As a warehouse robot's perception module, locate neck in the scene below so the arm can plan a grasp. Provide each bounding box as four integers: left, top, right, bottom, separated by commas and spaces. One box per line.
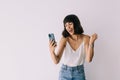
70, 34, 79, 41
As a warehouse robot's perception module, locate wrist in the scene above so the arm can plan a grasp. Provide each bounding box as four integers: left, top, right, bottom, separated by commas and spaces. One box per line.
89, 43, 94, 48
89, 40, 94, 44
50, 50, 54, 53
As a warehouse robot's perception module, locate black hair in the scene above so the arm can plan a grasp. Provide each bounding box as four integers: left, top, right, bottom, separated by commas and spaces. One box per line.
62, 14, 84, 38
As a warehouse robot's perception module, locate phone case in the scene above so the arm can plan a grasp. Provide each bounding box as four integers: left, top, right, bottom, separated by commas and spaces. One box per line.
48, 33, 55, 41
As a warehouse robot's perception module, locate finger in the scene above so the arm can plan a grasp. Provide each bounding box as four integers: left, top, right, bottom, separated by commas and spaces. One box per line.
50, 40, 55, 46
93, 33, 97, 37
49, 40, 54, 45
94, 33, 97, 36
49, 40, 52, 45
95, 34, 98, 38
53, 42, 57, 47
49, 40, 53, 47
49, 40, 53, 44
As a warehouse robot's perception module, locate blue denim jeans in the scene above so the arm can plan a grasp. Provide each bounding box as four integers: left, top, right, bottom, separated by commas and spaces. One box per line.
59, 64, 86, 80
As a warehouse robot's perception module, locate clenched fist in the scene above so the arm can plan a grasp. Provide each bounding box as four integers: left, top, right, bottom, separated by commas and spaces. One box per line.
90, 33, 98, 43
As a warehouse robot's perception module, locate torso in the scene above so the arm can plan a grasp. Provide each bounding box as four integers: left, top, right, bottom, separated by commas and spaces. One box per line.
63, 34, 86, 66
66, 34, 84, 52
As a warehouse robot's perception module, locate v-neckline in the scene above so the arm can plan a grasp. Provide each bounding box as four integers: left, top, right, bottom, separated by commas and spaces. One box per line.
67, 41, 83, 52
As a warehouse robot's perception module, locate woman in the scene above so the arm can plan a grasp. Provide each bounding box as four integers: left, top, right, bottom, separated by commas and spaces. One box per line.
49, 14, 98, 80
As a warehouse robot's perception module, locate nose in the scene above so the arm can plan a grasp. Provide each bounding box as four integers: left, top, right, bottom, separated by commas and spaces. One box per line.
67, 25, 71, 28
67, 25, 70, 28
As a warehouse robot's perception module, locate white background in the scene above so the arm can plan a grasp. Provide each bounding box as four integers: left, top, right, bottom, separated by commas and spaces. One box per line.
0, 0, 120, 80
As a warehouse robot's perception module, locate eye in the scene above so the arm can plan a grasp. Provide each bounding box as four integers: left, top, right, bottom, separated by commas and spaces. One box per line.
65, 24, 67, 27
69, 22, 73, 25
65, 23, 69, 27
65, 22, 73, 27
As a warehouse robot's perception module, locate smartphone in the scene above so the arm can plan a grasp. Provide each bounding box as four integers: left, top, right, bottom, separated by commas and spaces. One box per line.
48, 33, 56, 42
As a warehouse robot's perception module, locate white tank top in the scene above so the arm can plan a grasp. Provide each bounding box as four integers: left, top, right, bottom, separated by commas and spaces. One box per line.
63, 41, 85, 67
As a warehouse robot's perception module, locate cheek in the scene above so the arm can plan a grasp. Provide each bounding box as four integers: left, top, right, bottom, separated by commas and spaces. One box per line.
65, 27, 69, 31
71, 24, 74, 28
64, 28, 69, 33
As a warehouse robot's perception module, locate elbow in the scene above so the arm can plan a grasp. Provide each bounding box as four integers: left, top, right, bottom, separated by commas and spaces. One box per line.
86, 53, 94, 63
54, 61, 59, 64
53, 60, 59, 64
54, 56, 61, 64
86, 59, 92, 63
86, 58, 93, 63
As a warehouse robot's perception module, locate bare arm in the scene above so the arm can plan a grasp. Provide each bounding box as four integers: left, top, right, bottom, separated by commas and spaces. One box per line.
49, 37, 67, 64
84, 33, 98, 63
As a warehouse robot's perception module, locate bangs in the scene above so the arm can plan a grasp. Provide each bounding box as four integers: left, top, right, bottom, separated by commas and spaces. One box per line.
63, 15, 74, 25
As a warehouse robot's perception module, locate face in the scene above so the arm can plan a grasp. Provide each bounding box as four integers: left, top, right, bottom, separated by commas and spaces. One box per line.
65, 22, 74, 35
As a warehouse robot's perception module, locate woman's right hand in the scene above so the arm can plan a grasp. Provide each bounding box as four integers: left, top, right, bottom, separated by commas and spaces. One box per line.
49, 40, 57, 53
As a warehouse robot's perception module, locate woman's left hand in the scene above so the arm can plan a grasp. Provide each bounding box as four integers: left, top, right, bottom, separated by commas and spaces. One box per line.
90, 33, 98, 43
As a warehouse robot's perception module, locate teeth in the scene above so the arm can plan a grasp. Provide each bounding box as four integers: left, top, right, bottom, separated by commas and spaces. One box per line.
70, 30, 72, 32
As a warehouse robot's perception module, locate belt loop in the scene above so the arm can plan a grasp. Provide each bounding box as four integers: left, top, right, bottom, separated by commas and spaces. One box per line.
65, 65, 67, 70
63, 64, 67, 70
77, 65, 79, 70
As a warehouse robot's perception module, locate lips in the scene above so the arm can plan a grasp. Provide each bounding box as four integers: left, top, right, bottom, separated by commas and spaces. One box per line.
68, 29, 73, 33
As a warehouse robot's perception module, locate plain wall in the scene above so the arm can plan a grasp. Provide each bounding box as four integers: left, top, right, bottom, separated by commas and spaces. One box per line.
0, 0, 120, 80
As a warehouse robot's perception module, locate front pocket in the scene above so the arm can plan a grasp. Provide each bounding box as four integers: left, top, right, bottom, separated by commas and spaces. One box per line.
78, 68, 84, 74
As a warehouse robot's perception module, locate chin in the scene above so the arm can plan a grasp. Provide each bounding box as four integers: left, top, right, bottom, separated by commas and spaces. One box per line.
69, 32, 74, 35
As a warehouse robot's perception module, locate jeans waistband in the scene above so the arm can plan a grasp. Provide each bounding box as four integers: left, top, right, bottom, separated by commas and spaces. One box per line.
61, 64, 84, 70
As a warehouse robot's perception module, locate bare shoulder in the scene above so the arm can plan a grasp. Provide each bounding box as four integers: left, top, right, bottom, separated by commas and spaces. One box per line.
59, 36, 67, 46
82, 34, 90, 43
60, 36, 67, 42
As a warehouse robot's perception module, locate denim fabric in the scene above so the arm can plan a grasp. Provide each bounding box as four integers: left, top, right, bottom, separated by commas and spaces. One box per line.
59, 64, 86, 80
